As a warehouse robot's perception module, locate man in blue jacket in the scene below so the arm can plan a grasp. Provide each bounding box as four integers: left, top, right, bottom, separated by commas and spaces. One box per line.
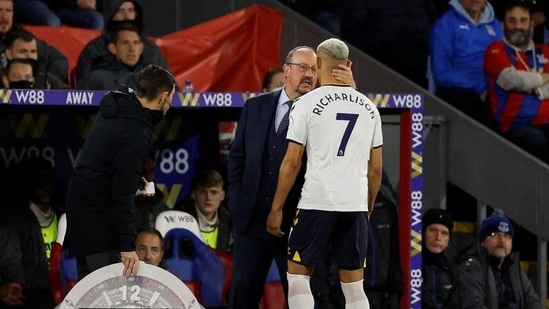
430, 0, 502, 126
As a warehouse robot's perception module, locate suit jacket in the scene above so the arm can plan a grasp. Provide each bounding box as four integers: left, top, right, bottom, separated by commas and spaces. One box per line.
227, 89, 303, 235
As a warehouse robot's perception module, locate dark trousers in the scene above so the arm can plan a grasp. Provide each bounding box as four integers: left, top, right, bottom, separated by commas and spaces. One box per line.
436, 86, 497, 130
228, 229, 288, 309
76, 250, 120, 280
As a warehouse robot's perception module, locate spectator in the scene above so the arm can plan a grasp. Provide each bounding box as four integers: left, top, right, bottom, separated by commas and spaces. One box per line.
1, 28, 68, 89
136, 228, 164, 267
0, 223, 25, 308
267, 38, 383, 309
430, 0, 502, 125
13, 0, 103, 30
2, 157, 61, 309
262, 67, 284, 92
75, 0, 169, 84
2, 57, 35, 88
135, 154, 169, 230
65, 64, 176, 279
491, 0, 548, 44
422, 208, 458, 309
484, 0, 549, 163
341, 0, 437, 88
227, 44, 355, 308
456, 209, 542, 308
0, 0, 68, 82
77, 22, 145, 90
175, 169, 232, 253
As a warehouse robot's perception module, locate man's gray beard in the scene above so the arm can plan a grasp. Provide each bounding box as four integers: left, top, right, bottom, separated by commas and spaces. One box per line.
505, 29, 531, 48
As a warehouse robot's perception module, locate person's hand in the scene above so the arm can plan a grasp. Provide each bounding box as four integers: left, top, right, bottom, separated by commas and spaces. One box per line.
332, 60, 356, 89
77, 0, 96, 9
1, 283, 25, 307
266, 209, 284, 237
121, 251, 140, 277
480, 90, 487, 103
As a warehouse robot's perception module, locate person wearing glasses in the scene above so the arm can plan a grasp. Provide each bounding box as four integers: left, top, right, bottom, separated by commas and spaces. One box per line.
456, 209, 542, 308
227, 45, 355, 309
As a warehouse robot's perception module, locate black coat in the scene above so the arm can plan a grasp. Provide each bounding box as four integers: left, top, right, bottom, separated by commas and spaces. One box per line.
65, 87, 163, 256
0, 25, 69, 82
75, 0, 168, 84
456, 245, 542, 309
0, 203, 56, 309
422, 250, 458, 309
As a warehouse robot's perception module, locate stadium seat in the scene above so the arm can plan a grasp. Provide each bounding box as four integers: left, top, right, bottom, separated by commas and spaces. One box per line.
260, 259, 286, 309
163, 228, 227, 307
155, 210, 205, 241
213, 248, 233, 303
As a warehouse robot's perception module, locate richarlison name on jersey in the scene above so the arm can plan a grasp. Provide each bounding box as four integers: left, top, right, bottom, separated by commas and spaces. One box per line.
313, 92, 375, 118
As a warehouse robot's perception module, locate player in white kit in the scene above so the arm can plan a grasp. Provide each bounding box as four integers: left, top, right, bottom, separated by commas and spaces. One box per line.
266, 38, 383, 309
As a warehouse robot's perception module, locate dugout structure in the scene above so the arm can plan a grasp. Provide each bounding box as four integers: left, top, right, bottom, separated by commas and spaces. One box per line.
0, 90, 424, 309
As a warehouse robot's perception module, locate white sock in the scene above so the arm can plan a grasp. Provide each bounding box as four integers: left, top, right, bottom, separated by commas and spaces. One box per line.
341, 279, 370, 309
287, 273, 314, 309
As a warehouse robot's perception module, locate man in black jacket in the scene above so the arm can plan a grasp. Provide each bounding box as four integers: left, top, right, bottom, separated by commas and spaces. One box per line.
1, 28, 68, 89
77, 21, 145, 90
0, 0, 69, 82
456, 209, 542, 308
0, 225, 24, 308
65, 64, 176, 279
1, 157, 62, 309
75, 0, 169, 84
422, 208, 458, 309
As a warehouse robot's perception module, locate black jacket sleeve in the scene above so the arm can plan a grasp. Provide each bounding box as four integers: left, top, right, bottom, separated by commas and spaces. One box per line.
0, 226, 25, 285
36, 38, 68, 82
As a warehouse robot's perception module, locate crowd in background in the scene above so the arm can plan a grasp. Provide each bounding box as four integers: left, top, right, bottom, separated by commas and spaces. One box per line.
1, 0, 548, 308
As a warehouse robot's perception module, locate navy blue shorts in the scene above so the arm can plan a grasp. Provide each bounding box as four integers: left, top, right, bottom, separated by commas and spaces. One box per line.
287, 209, 368, 270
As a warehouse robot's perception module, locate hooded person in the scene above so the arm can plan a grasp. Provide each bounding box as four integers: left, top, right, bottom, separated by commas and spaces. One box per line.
76, 21, 147, 90
75, 0, 169, 84
456, 209, 542, 308
65, 64, 176, 280
421, 208, 459, 309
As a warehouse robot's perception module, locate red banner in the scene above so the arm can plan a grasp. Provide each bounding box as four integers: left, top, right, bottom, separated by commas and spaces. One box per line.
26, 4, 283, 92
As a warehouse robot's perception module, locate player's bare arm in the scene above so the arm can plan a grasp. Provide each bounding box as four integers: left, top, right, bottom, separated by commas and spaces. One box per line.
367, 146, 383, 213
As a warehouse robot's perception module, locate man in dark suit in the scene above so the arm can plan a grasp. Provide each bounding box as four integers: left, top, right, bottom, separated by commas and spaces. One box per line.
227, 45, 354, 309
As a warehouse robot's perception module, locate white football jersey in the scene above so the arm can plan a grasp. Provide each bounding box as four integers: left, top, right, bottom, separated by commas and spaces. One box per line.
287, 85, 383, 212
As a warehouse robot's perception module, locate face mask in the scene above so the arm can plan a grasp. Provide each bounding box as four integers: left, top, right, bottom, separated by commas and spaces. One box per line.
9, 80, 33, 89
